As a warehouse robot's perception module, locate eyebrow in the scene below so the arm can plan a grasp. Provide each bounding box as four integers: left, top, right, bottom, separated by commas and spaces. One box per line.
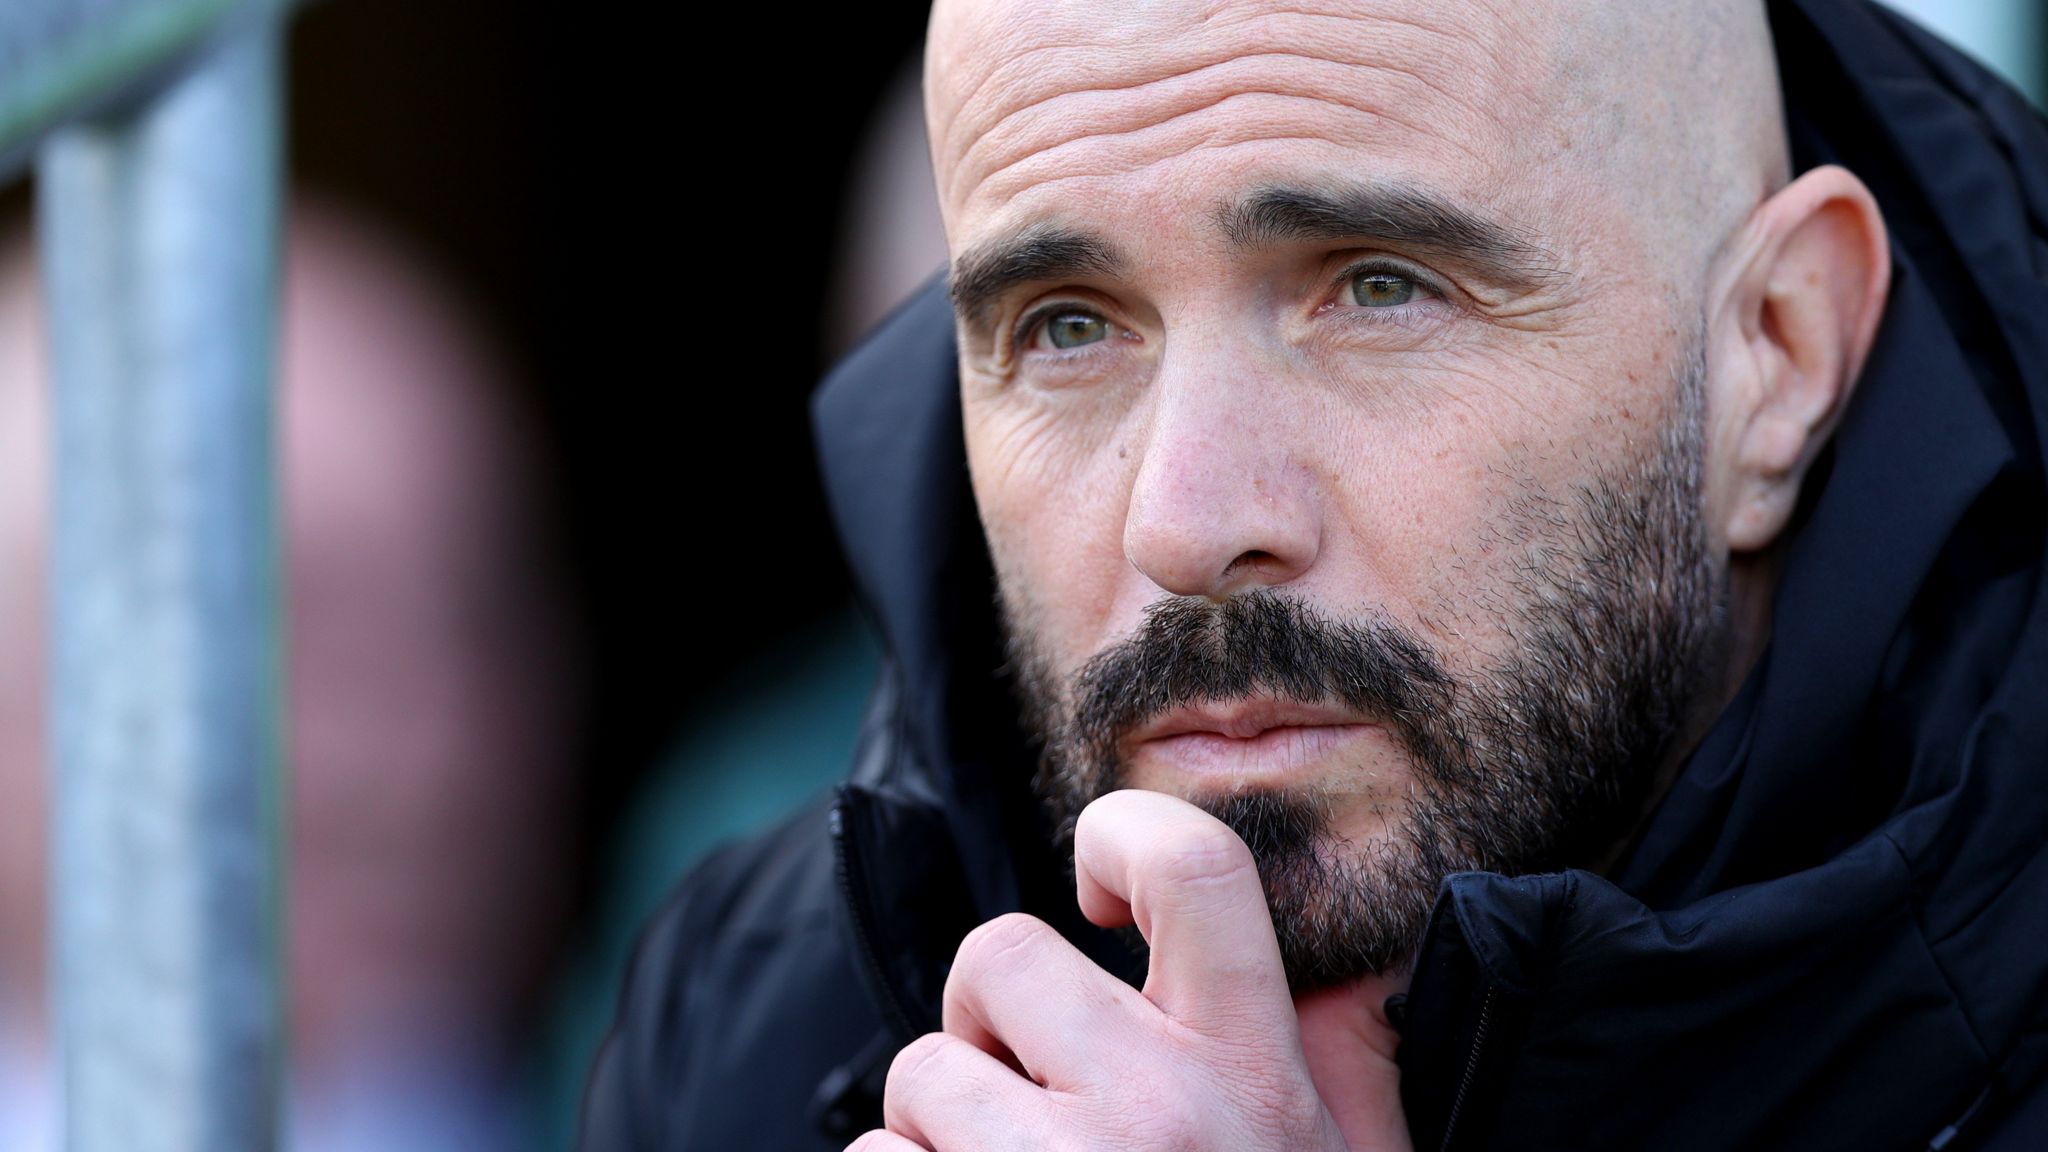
948, 224, 1126, 332
1219, 182, 1561, 293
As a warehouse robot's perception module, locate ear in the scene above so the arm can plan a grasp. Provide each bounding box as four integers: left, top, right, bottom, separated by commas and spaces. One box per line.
1707, 164, 1890, 553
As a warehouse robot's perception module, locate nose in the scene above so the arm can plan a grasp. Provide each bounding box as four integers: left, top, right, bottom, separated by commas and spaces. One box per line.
1122, 355, 1322, 600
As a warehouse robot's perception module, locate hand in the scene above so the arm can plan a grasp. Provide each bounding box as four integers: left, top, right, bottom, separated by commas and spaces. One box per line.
849, 789, 1412, 1152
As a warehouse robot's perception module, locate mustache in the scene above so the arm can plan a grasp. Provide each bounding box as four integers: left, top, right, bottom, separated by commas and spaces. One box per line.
1064, 591, 1465, 773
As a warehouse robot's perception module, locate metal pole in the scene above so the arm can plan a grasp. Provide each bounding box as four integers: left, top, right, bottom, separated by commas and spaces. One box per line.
0, 0, 279, 183
41, 19, 285, 1152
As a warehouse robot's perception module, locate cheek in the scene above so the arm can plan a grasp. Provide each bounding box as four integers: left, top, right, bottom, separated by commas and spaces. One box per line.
1314, 398, 1517, 648
1313, 353, 1636, 655
965, 392, 1135, 672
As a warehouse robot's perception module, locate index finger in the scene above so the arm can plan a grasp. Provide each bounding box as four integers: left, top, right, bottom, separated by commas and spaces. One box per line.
1071, 789, 1296, 1033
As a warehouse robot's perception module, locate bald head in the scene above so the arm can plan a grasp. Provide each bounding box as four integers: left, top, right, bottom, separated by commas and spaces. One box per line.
925, 0, 1788, 305
1542, 4, 1791, 272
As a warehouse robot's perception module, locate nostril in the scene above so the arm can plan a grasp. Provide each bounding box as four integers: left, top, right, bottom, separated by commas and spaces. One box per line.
1220, 549, 1278, 585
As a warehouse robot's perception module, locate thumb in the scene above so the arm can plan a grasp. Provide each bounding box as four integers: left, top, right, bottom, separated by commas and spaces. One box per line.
1295, 974, 1413, 1152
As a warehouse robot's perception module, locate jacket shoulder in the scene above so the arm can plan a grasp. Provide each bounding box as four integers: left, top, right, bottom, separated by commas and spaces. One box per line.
579, 791, 889, 1152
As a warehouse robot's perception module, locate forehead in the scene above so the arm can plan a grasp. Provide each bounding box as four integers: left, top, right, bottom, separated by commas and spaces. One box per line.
927, 0, 1591, 242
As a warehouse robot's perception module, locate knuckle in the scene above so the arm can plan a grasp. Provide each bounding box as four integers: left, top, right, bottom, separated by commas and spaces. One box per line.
1148, 824, 1256, 892
953, 911, 1056, 981
884, 1030, 958, 1108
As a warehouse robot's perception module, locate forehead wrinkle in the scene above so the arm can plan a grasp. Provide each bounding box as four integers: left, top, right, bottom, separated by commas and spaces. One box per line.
932, 34, 1100, 176
958, 49, 1490, 184
961, 85, 1492, 218
1197, 2, 1519, 73
936, 11, 1512, 211
973, 132, 1415, 230
942, 0, 1516, 141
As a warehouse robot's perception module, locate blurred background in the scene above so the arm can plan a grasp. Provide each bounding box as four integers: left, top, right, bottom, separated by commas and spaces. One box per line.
0, 1, 2037, 1149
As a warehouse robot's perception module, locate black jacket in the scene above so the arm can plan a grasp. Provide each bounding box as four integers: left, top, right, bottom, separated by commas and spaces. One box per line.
581, 2, 2048, 1148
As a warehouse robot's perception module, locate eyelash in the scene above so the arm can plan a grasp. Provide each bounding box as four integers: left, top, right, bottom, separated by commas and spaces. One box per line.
1011, 301, 1117, 359
1325, 257, 1446, 321
1008, 257, 1448, 356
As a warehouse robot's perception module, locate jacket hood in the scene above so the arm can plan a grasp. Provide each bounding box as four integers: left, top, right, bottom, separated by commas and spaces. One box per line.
809, 0, 2048, 1146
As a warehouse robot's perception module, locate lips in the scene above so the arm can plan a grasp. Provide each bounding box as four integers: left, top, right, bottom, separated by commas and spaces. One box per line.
1129, 697, 1378, 744
1124, 697, 1383, 783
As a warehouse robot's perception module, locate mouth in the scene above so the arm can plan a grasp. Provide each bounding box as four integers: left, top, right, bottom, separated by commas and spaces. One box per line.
1124, 698, 1382, 785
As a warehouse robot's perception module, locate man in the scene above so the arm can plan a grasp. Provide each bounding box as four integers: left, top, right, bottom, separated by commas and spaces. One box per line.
582, 0, 2048, 1147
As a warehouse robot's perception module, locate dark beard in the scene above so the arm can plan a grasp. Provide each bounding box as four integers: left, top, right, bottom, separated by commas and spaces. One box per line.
996, 333, 1724, 990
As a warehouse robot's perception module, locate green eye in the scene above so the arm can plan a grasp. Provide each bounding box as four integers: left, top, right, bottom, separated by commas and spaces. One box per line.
1042, 311, 1110, 349
1347, 271, 1417, 308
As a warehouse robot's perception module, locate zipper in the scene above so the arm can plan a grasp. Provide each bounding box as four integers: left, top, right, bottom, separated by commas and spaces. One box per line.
1438, 984, 1499, 1152
1925, 1082, 1995, 1151
830, 794, 921, 1042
